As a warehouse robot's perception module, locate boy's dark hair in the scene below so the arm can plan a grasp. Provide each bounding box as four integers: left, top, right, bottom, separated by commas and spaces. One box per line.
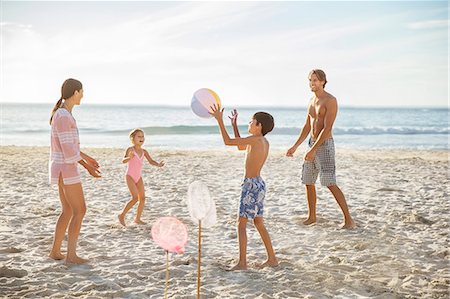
253, 112, 274, 136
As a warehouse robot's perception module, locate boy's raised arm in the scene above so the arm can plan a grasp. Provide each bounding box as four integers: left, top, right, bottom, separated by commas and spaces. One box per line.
210, 105, 255, 148
229, 109, 246, 150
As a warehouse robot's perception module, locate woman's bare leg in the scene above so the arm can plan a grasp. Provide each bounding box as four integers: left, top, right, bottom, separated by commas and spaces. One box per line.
49, 175, 73, 260
63, 182, 88, 264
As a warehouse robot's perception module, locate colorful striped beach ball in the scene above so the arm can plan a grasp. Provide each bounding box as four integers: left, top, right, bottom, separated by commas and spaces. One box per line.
191, 88, 221, 118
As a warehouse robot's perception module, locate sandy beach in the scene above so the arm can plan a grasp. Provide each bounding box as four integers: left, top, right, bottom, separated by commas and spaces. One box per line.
0, 146, 448, 298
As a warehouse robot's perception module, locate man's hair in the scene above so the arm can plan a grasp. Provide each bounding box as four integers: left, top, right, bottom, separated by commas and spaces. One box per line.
309, 69, 327, 88
253, 112, 274, 136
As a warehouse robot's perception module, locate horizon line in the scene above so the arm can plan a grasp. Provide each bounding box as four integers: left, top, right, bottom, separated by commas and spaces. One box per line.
1, 102, 448, 110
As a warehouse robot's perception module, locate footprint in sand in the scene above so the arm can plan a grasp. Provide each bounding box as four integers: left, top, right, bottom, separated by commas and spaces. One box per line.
377, 187, 404, 192
0, 247, 25, 254
0, 266, 28, 278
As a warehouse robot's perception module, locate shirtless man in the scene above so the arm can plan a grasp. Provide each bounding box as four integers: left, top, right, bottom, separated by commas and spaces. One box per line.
286, 69, 356, 229
210, 105, 278, 270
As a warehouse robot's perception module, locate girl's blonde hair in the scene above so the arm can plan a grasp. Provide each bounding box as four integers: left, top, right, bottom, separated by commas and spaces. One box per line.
129, 128, 144, 140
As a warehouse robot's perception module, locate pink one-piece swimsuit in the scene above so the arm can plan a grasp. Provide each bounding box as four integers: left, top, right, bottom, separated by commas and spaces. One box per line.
126, 148, 145, 183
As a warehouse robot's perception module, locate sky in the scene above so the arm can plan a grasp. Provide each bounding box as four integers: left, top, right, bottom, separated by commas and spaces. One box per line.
1, 1, 448, 107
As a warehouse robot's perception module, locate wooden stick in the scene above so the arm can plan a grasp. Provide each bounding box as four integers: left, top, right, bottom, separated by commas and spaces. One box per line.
197, 220, 202, 299
165, 250, 169, 299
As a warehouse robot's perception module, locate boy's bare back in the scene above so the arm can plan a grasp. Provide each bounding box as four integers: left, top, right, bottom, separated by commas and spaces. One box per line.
244, 136, 269, 178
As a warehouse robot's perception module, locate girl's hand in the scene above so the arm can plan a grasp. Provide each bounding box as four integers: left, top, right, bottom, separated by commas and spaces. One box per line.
128, 150, 135, 158
158, 161, 165, 167
228, 109, 238, 126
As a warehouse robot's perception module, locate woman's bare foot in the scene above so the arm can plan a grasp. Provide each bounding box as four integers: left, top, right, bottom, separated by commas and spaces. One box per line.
49, 251, 65, 260
341, 219, 356, 229
65, 255, 89, 264
257, 259, 279, 269
118, 214, 126, 227
227, 262, 247, 271
303, 217, 316, 225
134, 219, 146, 225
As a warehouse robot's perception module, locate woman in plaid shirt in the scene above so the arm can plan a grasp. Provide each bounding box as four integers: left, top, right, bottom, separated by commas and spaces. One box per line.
48, 78, 101, 264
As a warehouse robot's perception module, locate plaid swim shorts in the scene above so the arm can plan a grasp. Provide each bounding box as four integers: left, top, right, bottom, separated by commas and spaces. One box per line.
301, 137, 337, 186
239, 177, 266, 219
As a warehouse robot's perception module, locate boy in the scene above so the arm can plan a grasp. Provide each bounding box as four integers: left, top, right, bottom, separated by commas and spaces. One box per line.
210, 105, 278, 271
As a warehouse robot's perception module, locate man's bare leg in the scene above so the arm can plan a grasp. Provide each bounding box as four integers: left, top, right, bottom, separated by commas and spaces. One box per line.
327, 185, 356, 229
229, 217, 248, 271
253, 217, 278, 268
304, 184, 317, 225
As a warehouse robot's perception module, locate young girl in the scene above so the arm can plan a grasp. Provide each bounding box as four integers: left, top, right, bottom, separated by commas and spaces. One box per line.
118, 129, 165, 226
49, 78, 101, 264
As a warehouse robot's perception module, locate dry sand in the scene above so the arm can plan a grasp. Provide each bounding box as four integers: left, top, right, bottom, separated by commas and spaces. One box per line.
0, 146, 448, 298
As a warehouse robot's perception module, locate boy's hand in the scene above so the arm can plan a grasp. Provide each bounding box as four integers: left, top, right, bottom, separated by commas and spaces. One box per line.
209, 104, 224, 120
228, 109, 238, 126
158, 161, 165, 167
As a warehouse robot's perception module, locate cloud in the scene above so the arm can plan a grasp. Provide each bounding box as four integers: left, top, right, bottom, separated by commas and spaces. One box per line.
0, 21, 32, 32
1, 2, 448, 107
407, 19, 448, 30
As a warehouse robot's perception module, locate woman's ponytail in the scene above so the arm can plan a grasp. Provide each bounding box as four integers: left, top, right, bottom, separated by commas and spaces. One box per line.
49, 97, 63, 125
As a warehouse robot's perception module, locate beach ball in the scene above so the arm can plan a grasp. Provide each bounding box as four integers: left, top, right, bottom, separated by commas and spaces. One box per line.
191, 88, 221, 118
151, 217, 189, 253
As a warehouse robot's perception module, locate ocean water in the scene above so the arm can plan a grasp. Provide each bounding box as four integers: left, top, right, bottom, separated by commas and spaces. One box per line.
1, 103, 448, 150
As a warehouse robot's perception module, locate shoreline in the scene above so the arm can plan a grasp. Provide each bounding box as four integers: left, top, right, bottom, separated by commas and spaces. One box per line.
1, 145, 448, 161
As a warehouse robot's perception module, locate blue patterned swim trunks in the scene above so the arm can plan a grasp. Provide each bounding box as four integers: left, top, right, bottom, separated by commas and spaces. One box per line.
239, 177, 266, 219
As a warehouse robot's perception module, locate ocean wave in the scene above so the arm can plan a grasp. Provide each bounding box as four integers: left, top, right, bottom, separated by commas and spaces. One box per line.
90, 125, 450, 136
333, 127, 450, 135
10, 125, 449, 136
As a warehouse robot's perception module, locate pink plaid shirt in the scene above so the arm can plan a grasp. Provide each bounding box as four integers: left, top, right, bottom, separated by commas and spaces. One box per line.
49, 108, 82, 185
